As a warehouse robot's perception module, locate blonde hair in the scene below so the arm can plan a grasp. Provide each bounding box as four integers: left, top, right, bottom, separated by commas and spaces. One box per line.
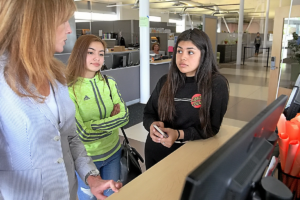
0, 0, 76, 101
66, 35, 107, 87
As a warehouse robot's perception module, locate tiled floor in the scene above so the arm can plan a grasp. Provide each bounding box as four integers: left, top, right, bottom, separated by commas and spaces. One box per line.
120, 53, 272, 173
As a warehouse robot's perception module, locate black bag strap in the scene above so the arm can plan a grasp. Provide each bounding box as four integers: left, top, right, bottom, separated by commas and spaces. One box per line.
103, 75, 130, 145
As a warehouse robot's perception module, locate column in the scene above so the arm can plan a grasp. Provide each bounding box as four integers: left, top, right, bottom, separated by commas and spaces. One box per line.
263, 0, 270, 54
217, 18, 221, 33
260, 1, 265, 34
139, 0, 150, 104
236, 0, 244, 65
116, 2, 122, 20
182, 14, 186, 31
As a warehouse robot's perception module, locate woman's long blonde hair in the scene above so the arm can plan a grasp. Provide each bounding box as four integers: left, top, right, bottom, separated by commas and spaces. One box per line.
66, 35, 107, 87
0, 0, 76, 100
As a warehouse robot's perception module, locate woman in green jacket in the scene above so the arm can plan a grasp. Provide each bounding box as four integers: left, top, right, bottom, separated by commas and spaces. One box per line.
66, 35, 129, 200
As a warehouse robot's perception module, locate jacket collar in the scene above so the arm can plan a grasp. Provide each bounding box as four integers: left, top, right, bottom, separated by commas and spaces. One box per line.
0, 53, 66, 131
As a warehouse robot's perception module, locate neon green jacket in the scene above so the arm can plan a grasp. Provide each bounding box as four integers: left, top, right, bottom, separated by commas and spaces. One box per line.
68, 74, 129, 162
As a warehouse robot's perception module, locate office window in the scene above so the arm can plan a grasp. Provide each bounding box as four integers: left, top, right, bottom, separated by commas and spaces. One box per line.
74, 12, 91, 21
149, 16, 161, 22
169, 19, 184, 33
74, 11, 118, 22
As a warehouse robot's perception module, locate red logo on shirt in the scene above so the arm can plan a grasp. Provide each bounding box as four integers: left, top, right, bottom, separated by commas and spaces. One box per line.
191, 94, 201, 108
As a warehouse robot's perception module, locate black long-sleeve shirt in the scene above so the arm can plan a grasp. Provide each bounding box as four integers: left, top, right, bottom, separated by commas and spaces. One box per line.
143, 74, 229, 141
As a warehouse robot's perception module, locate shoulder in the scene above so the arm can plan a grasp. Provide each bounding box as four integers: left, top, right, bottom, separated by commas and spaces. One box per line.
106, 75, 116, 83
104, 75, 118, 88
158, 74, 168, 85
212, 74, 228, 91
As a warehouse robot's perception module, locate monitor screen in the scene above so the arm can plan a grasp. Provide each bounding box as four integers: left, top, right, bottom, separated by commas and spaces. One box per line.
181, 95, 288, 200
112, 53, 129, 69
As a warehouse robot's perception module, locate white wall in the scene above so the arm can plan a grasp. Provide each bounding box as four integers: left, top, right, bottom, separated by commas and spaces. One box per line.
220, 19, 274, 34
149, 10, 169, 22
121, 8, 139, 20
120, 8, 170, 22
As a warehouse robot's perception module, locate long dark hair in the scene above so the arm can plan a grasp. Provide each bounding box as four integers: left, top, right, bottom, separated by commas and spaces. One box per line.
158, 29, 228, 138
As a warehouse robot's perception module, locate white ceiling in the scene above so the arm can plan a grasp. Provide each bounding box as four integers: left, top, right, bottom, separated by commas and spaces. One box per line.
85, 0, 295, 19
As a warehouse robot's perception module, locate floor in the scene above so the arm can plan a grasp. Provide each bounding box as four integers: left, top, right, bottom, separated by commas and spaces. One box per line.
119, 53, 272, 173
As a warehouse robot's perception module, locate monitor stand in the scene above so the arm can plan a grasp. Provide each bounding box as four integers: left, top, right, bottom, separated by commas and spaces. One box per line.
267, 132, 279, 145
248, 161, 293, 200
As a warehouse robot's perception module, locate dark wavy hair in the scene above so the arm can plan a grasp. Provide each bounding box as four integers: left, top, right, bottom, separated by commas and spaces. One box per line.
158, 29, 228, 138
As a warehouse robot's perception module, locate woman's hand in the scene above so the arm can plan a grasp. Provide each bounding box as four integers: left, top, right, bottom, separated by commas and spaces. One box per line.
88, 176, 122, 200
149, 121, 164, 143
110, 104, 120, 117
159, 128, 178, 148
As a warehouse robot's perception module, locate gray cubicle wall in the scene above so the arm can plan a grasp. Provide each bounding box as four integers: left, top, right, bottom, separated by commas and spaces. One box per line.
101, 66, 140, 105
76, 20, 133, 47
130, 51, 140, 65
54, 53, 70, 65
104, 54, 113, 69
150, 63, 170, 93
133, 20, 140, 44
91, 21, 114, 36
76, 20, 176, 47
76, 22, 90, 30
112, 20, 132, 46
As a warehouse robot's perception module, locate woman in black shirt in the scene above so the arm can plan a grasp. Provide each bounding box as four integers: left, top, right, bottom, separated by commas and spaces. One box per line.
143, 29, 229, 169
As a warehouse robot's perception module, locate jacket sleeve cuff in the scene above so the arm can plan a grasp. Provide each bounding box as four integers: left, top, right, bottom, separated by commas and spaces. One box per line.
75, 156, 98, 185
182, 127, 205, 141
182, 128, 192, 141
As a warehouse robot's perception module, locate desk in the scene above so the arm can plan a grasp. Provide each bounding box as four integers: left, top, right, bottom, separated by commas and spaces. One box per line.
107, 49, 139, 53
108, 124, 240, 200
151, 58, 172, 65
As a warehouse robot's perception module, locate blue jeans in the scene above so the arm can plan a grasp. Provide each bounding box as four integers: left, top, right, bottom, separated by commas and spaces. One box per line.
76, 148, 122, 200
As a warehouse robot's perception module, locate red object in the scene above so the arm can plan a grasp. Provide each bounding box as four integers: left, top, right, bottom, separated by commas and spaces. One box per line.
284, 140, 299, 174
286, 121, 300, 141
191, 94, 201, 108
279, 132, 289, 170
277, 114, 286, 135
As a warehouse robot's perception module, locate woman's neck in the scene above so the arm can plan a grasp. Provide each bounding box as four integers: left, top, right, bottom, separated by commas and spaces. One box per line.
39, 80, 50, 96
83, 71, 96, 79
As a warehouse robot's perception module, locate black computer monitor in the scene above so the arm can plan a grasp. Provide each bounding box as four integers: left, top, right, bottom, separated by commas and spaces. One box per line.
181, 95, 288, 200
284, 74, 300, 120
112, 53, 129, 69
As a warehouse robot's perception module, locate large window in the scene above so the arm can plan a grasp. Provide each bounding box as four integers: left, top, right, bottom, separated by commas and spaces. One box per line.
169, 19, 184, 33
149, 16, 161, 22
74, 11, 118, 22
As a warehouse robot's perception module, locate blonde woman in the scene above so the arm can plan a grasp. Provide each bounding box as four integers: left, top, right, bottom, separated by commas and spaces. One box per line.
0, 1, 121, 199
66, 35, 129, 199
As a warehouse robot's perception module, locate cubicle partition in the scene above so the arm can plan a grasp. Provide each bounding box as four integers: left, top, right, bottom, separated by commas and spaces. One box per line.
102, 66, 140, 106
150, 61, 170, 93
54, 53, 71, 65
203, 15, 218, 56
